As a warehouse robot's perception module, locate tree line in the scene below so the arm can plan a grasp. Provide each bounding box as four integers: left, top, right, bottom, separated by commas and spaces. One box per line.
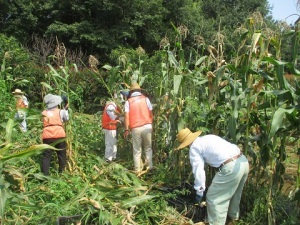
0, 0, 274, 63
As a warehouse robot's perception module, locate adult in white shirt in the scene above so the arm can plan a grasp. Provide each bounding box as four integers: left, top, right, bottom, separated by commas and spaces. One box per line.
124, 82, 154, 174
176, 128, 249, 225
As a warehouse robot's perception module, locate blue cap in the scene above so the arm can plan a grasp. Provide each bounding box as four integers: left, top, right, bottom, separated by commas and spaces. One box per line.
120, 90, 129, 97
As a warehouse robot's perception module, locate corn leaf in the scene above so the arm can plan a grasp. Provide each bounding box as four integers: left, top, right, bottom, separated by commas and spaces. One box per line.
0, 144, 56, 163
106, 186, 148, 199
102, 64, 112, 70
0, 176, 11, 222
173, 75, 182, 96
121, 195, 156, 208
262, 57, 286, 66
167, 51, 179, 69
268, 108, 294, 141
195, 56, 207, 67
40, 82, 54, 91
5, 119, 14, 143
251, 32, 261, 53
0, 143, 12, 156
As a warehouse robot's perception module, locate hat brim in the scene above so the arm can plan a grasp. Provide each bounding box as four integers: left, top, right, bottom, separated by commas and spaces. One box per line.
12, 91, 23, 95
130, 87, 142, 91
176, 130, 202, 150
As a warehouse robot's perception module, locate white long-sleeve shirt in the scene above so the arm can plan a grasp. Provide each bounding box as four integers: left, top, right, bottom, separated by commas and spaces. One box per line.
189, 134, 240, 196
47, 107, 69, 123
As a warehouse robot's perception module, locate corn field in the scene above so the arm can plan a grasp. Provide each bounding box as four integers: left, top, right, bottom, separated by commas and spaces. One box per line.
0, 13, 300, 225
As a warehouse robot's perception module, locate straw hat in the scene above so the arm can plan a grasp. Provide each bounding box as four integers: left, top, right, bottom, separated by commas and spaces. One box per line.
130, 82, 141, 90
176, 128, 202, 150
12, 89, 24, 95
44, 94, 62, 109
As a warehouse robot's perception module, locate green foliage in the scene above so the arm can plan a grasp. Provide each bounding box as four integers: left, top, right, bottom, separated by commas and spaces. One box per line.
0, 119, 56, 225
241, 183, 299, 225
0, 118, 184, 225
0, 3, 300, 224
0, 0, 274, 62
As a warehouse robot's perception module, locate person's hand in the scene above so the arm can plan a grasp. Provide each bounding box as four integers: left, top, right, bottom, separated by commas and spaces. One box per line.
124, 130, 129, 139
118, 116, 124, 123
195, 194, 203, 205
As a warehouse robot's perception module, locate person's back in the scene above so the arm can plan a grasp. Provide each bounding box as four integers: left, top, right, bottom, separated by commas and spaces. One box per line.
124, 83, 154, 174
190, 134, 240, 168
41, 94, 69, 175
177, 128, 249, 225
102, 100, 122, 162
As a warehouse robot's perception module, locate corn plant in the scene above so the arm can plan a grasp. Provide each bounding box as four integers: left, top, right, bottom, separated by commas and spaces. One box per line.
41, 54, 80, 173
0, 118, 56, 225
148, 12, 300, 223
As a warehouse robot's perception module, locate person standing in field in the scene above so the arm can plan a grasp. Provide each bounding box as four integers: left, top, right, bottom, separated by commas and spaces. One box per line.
101, 94, 123, 162
176, 128, 249, 225
12, 89, 29, 132
123, 82, 154, 174
41, 94, 69, 175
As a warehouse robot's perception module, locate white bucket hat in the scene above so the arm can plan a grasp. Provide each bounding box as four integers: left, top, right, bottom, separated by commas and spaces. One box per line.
44, 94, 62, 109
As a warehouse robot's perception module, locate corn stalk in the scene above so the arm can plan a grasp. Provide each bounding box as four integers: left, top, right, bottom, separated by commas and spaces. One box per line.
0, 119, 56, 225
41, 62, 79, 173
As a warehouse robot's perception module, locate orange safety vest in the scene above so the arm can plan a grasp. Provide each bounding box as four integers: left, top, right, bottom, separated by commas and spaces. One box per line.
128, 95, 152, 129
102, 103, 120, 130
42, 108, 66, 139
16, 98, 27, 109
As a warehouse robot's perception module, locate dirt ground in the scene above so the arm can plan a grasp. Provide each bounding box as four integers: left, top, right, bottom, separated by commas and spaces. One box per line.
282, 150, 298, 195
283, 167, 298, 195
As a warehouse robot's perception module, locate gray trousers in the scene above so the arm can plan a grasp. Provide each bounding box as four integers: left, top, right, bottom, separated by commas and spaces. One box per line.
206, 155, 249, 225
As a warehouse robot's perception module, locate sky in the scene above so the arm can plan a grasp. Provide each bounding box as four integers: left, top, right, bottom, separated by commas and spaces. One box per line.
268, 0, 299, 24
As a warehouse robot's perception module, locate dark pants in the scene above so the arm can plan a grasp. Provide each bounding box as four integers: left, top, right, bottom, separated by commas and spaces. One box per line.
42, 138, 67, 175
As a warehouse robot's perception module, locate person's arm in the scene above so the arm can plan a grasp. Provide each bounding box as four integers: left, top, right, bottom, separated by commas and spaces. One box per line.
123, 101, 130, 138
60, 109, 69, 122
62, 95, 69, 110
23, 96, 29, 108
146, 97, 153, 123
149, 110, 153, 123
189, 145, 206, 196
124, 112, 129, 130
106, 104, 118, 120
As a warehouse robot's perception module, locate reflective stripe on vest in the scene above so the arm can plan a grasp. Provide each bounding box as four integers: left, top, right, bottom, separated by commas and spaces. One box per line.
102, 103, 119, 130
128, 95, 151, 129
42, 108, 66, 139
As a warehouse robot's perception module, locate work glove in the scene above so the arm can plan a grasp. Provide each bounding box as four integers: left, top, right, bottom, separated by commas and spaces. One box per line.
194, 194, 203, 205
118, 116, 124, 123
123, 130, 129, 139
